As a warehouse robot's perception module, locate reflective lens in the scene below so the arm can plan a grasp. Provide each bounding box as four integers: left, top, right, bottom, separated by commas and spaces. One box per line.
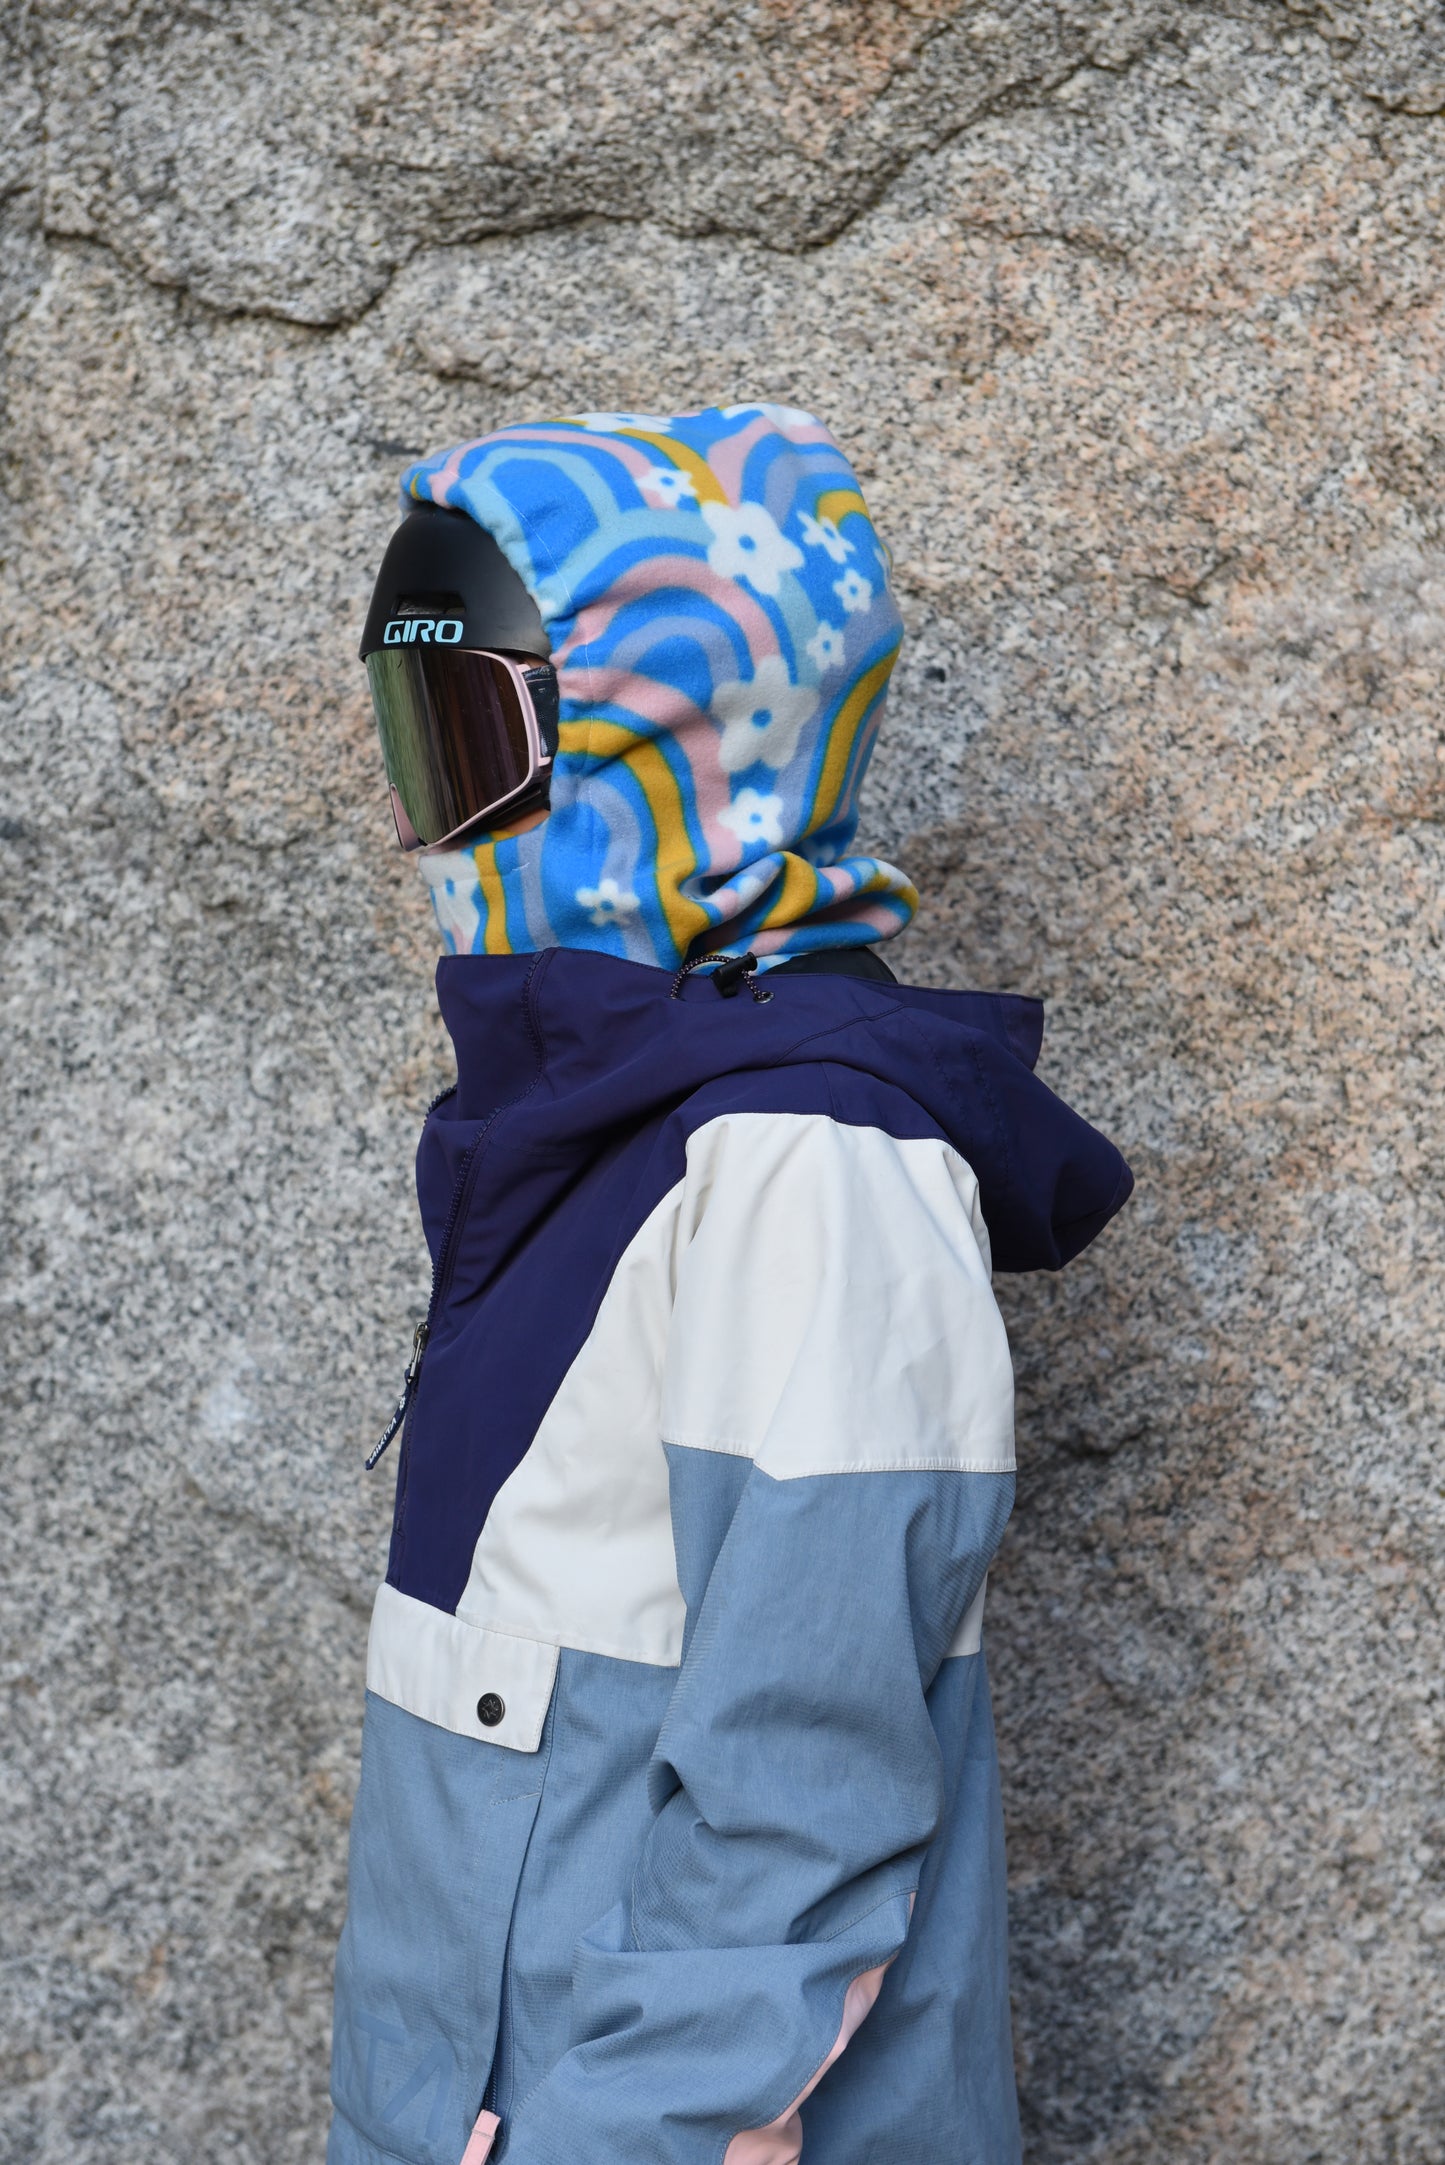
366, 647, 537, 848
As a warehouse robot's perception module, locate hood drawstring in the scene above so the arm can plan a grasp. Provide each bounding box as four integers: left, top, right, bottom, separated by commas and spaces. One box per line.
669, 951, 774, 1005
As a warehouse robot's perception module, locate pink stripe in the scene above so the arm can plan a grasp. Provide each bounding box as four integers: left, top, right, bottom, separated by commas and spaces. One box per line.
569, 663, 713, 740
560, 666, 782, 855
458, 2107, 500, 2165
692, 769, 746, 848
722, 1933, 905, 2165
467, 424, 604, 450
422, 439, 476, 502
707, 415, 778, 504
804, 867, 912, 910
749, 892, 908, 957
425, 425, 662, 506
471, 424, 661, 479
555, 555, 782, 674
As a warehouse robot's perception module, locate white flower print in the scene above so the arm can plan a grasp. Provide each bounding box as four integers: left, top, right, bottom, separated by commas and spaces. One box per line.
833, 566, 873, 615
806, 621, 846, 672
640, 464, 698, 507
701, 501, 804, 597
575, 876, 641, 928
712, 656, 818, 773
799, 511, 854, 563
427, 875, 481, 955
718, 788, 787, 850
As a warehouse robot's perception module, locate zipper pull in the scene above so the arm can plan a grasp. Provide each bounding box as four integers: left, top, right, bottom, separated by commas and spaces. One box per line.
366, 1320, 429, 1470
460, 2108, 500, 2165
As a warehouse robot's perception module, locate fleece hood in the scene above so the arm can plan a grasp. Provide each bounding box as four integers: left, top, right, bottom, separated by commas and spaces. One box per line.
398, 403, 917, 967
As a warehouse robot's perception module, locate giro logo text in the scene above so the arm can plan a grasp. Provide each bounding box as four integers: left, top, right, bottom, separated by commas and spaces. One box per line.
383, 618, 464, 645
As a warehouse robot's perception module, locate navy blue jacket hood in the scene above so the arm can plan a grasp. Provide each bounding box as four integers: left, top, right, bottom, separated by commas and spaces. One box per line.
429, 949, 1132, 1277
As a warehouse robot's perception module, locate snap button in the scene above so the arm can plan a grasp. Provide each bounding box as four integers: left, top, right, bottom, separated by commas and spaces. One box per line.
476, 1692, 505, 1728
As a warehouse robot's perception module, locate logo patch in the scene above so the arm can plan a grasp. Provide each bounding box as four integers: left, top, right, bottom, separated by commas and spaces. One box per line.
384, 617, 464, 645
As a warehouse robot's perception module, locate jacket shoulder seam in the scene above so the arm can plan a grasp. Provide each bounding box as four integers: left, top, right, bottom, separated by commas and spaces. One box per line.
660, 1430, 1014, 1476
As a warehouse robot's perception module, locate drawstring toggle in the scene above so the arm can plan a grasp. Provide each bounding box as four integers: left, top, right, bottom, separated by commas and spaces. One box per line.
669, 951, 774, 1004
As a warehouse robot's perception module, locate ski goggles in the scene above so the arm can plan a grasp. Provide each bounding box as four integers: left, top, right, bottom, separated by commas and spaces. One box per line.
365, 642, 560, 852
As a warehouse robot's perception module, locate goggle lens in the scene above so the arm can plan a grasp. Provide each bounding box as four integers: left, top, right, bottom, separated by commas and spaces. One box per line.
365, 647, 540, 848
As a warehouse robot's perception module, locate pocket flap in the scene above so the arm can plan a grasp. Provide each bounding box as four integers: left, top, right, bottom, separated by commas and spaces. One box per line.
367, 1583, 559, 1751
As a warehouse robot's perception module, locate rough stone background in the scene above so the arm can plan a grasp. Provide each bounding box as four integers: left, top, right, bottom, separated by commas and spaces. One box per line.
2, 3, 1443, 2159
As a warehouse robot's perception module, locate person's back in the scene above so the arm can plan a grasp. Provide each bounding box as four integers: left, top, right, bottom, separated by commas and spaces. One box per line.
329, 404, 1131, 2165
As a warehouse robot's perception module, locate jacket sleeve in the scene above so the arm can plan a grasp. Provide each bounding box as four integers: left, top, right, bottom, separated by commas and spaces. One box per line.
499, 1106, 1017, 2165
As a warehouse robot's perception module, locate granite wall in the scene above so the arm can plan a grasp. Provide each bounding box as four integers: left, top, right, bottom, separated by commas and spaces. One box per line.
2, 4, 1442, 2160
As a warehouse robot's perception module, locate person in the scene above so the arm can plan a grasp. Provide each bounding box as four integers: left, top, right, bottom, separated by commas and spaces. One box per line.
329, 403, 1132, 2165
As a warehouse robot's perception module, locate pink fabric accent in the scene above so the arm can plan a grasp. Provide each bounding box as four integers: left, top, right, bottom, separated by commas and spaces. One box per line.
555, 652, 740, 841
707, 414, 783, 502
480, 423, 658, 467
558, 553, 781, 669
722, 1952, 894, 2165
419, 424, 659, 511
750, 896, 903, 957
458, 2107, 500, 2165
421, 442, 471, 504
567, 663, 713, 741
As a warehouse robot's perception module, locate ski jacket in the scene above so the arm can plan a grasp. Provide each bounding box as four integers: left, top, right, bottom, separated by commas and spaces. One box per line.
328, 946, 1132, 2165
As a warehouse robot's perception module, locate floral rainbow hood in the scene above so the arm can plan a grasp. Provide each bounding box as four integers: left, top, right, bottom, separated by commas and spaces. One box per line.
402, 403, 918, 966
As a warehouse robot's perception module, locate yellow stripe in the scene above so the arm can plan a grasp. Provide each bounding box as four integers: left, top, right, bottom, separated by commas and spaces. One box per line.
558, 718, 600, 759
560, 716, 713, 950
564, 717, 648, 763
758, 851, 823, 932
473, 848, 513, 955
816, 486, 872, 530
614, 431, 729, 507
808, 650, 897, 828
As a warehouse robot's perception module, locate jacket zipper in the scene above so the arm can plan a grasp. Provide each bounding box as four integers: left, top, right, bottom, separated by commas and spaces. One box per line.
365, 1317, 429, 1470
365, 1083, 477, 1476
367, 1085, 509, 1591
370, 940, 549, 1520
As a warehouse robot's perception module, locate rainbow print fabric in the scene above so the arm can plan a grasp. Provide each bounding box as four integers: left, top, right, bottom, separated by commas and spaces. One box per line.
401, 403, 918, 966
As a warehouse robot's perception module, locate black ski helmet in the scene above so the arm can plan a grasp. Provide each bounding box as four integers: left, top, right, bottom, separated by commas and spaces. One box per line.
360, 501, 551, 662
